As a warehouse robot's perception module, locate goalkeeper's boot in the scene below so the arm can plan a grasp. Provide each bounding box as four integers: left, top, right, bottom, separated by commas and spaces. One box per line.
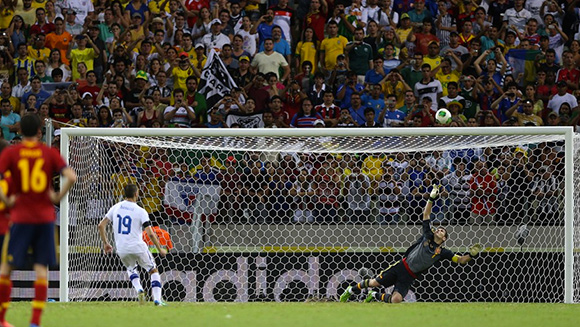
154, 300, 167, 306
339, 286, 353, 303
364, 291, 377, 303
138, 290, 146, 304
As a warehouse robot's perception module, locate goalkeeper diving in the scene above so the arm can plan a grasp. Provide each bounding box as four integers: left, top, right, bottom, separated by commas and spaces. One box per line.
340, 185, 482, 303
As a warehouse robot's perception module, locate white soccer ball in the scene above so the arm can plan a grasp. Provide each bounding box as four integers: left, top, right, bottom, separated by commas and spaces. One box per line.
435, 108, 452, 125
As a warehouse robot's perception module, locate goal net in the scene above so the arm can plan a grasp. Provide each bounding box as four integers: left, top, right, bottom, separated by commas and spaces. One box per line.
59, 127, 579, 303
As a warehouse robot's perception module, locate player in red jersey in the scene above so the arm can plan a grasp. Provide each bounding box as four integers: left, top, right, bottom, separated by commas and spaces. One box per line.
0, 115, 77, 327
0, 140, 10, 248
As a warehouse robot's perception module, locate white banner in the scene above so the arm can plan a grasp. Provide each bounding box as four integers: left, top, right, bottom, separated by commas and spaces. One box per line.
226, 112, 264, 128
163, 179, 221, 215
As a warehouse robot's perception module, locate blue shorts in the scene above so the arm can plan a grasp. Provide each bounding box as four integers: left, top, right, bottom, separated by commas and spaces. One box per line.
4, 223, 56, 268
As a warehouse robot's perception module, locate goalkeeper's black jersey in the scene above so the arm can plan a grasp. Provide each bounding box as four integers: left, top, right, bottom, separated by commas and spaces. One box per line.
404, 220, 454, 275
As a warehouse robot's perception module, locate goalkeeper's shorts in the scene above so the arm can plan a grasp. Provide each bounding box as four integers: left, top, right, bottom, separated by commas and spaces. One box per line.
374, 260, 415, 298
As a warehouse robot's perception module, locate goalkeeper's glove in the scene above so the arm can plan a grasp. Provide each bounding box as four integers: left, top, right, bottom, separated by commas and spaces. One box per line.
468, 243, 483, 258
428, 185, 439, 202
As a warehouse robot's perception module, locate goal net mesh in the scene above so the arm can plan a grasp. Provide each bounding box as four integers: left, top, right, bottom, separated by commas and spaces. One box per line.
63, 131, 579, 303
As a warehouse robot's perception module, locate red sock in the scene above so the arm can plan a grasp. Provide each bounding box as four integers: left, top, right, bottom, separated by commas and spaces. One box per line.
31, 279, 48, 326
0, 275, 11, 323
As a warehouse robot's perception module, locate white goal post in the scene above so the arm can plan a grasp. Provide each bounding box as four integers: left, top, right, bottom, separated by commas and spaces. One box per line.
59, 127, 577, 303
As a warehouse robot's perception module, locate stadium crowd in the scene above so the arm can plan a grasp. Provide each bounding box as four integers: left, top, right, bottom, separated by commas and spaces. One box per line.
0, 0, 571, 228
102, 143, 563, 227
0, 0, 579, 138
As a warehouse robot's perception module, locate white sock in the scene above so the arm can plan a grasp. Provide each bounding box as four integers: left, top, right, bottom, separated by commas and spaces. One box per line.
128, 271, 143, 292
150, 272, 162, 302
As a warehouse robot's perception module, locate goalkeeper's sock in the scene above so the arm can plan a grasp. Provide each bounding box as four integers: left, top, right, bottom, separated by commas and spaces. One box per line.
352, 279, 370, 295
150, 272, 162, 302
0, 275, 11, 322
378, 293, 391, 303
129, 273, 143, 292
31, 279, 48, 326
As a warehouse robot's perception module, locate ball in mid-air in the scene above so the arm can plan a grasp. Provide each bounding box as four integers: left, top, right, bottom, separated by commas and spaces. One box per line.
435, 108, 452, 125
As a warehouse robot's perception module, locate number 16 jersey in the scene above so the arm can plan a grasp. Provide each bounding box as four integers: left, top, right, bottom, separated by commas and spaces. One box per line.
105, 200, 150, 254
0, 141, 67, 224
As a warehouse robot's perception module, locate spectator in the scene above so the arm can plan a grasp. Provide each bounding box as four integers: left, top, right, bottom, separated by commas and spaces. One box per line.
68, 34, 100, 81
439, 81, 465, 108
435, 0, 457, 48
22, 76, 50, 109
365, 57, 387, 85
307, 72, 330, 106
304, 0, 327, 42
414, 63, 442, 111
347, 92, 367, 126
442, 158, 472, 225
400, 52, 424, 91
251, 8, 280, 47
258, 26, 291, 65
556, 51, 580, 91
379, 94, 406, 127
183, 76, 207, 127
361, 106, 382, 127
469, 160, 497, 224
30, 8, 55, 36
423, 41, 443, 70
295, 27, 319, 74
14, 42, 35, 78
201, 18, 230, 53
336, 107, 359, 127
337, 71, 364, 109
67, 102, 88, 127
315, 90, 340, 126
290, 169, 315, 223
503, 0, 532, 33
64, 9, 82, 36
319, 21, 348, 75
164, 88, 196, 127
361, 83, 385, 117
0, 83, 21, 113
12, 70, 32, 103
0, 99, 20, 141
246, 73, 270, 112
382, 43, 402, 74
34, 60, 52, 82
345, 27, 373, 81
398, 90, 418, 115
547, 80, 579, 114
506, 99, 544, 126
344, 164, 371, 223
408, 18, 439, 56
290, 98, 323, 128
251, 38, 290, 82
381, 70, 411, 108
491, 82, 521, 123
377, 165, 402, 224
97, 105, 113, 127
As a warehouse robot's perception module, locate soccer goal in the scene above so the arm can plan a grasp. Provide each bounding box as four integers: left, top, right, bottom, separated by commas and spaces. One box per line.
59, 127, 579, 303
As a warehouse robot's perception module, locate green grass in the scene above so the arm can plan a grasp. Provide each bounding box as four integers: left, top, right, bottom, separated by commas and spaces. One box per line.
5, 302, 580, 327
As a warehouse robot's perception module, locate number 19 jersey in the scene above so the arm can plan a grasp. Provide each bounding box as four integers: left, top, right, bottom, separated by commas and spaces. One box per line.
0, 141, 67, 224
105, 200, 150, 254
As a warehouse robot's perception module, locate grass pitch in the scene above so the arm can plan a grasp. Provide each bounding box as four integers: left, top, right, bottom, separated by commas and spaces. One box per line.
6, 302, 579, 327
